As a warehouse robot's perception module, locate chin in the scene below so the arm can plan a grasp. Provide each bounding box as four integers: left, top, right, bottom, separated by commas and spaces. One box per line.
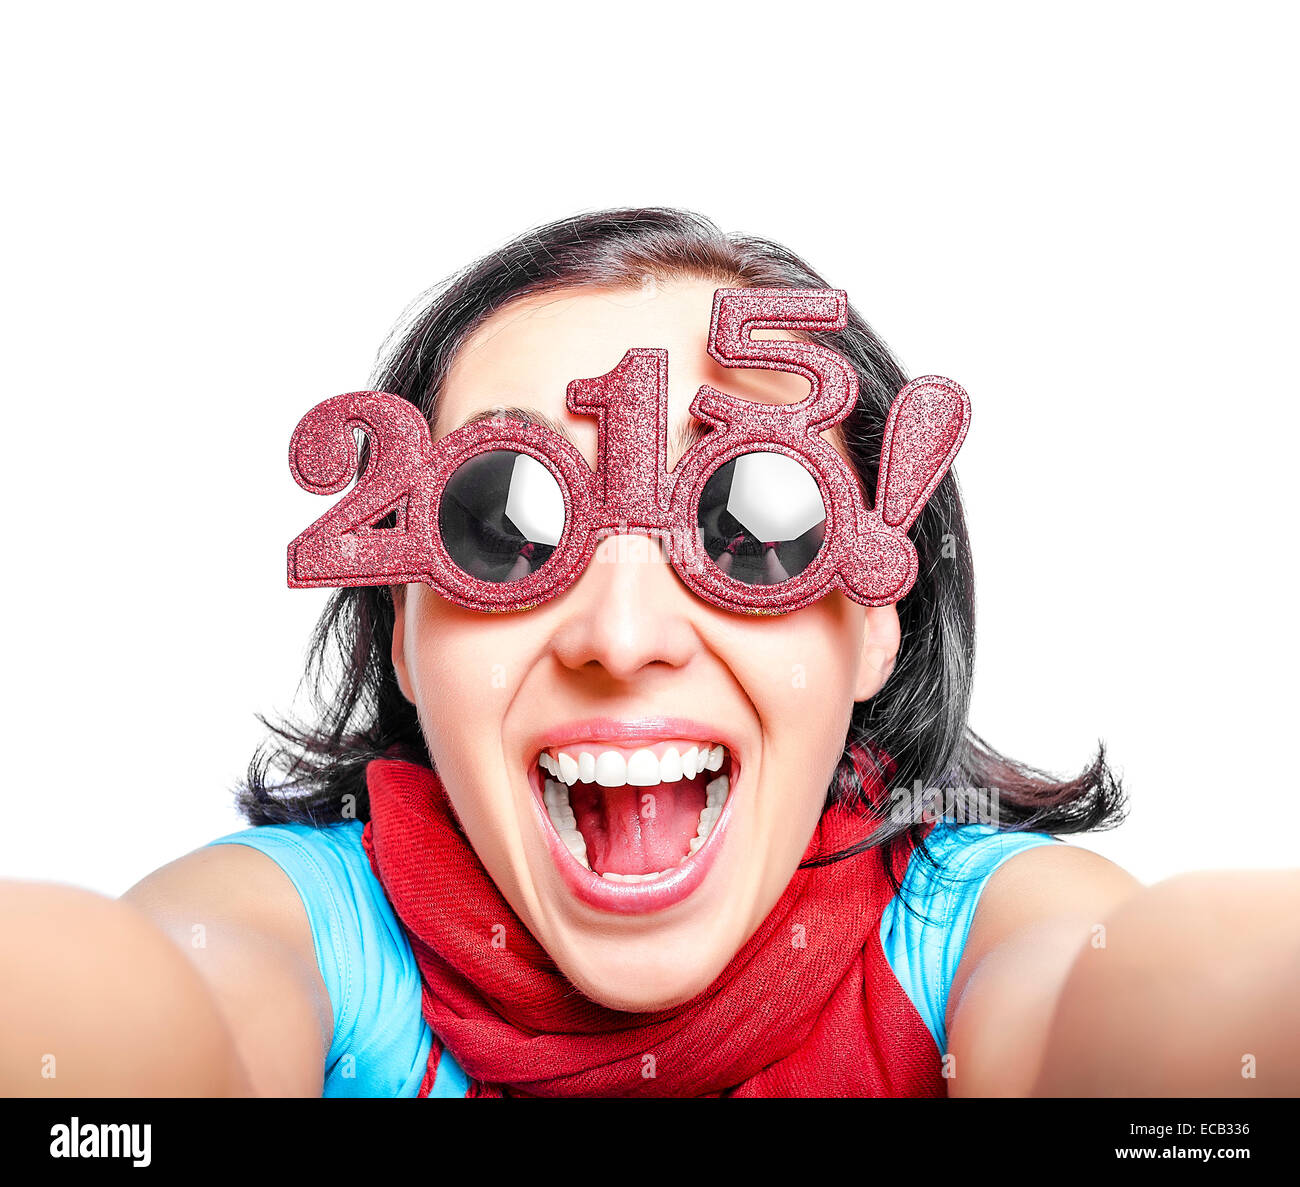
555, 933, 737, 1013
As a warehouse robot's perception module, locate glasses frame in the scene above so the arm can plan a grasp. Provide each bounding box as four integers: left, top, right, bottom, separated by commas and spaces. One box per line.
287, 288, 970, 616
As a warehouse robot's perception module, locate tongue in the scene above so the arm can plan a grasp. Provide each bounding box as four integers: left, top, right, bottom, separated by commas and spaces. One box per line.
571, 778, 708, 875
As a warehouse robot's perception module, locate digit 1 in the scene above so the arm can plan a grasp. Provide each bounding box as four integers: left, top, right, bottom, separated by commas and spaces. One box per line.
566, 347, 671, 522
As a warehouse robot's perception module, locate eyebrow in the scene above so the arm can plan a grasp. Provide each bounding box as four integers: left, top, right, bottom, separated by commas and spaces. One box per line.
457, 405, 711, 467
459, 406, 575, 441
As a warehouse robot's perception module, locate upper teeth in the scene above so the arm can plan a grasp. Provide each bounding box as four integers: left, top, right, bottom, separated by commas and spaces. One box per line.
539, 744, 726, 787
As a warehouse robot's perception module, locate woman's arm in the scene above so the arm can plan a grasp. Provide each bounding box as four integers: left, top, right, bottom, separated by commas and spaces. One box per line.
0, 878, 254, 1095
946, 846, 1300, 1096
0, 845, 328, 1097
1031, 869, 1300, 1095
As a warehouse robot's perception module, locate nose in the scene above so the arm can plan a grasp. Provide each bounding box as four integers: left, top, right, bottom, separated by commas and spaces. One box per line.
548, 532, 698, 681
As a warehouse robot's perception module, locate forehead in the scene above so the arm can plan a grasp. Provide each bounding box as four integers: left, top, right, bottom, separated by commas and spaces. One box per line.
433, 279, 810, 460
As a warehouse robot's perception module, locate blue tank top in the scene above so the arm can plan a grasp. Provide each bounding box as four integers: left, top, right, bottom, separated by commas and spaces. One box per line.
208, 819, 1053, 1096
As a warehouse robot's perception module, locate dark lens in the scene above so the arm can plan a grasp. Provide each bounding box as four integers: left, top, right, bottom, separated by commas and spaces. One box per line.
439, 450, 564, 583
697, 452, 826, 585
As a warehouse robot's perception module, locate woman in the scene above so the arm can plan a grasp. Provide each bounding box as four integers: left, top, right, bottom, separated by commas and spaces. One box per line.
6, 209, 1297, 1097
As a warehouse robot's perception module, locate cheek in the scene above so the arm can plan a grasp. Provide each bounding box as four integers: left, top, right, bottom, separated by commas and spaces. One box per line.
723, 605, 864, 921
716, 600, 864, 864
400, 599, 542, 904
725, 601, 863, 751
400, 598, 532, 777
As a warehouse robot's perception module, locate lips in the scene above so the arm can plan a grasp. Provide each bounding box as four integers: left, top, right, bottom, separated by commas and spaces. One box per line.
525, 718, 741, 914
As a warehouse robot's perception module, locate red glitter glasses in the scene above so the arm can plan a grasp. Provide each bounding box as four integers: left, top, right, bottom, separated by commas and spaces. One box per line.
287, 288, 970, 615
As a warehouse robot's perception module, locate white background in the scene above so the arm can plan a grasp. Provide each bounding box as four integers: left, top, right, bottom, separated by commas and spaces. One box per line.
2, 1, 1295, 895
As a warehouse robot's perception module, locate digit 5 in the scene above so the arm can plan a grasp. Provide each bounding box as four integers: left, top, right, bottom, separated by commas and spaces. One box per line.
693, 288, 858, 434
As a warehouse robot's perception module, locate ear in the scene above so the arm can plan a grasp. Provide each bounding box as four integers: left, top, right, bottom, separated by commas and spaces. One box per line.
854, 602, 901, 702
390, 584, 416, 704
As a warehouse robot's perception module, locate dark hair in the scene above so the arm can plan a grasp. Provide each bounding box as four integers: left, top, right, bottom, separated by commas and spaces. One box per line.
240, 207, 1125, 900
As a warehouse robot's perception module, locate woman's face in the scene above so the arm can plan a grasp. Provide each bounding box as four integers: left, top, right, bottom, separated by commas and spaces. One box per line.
391, 278, 900, 1011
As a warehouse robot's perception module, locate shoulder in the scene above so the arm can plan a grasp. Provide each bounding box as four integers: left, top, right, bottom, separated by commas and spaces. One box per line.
206, 821, 395, 975
938, 832, 1139, 1095
204, 821, 437, 1097
902, 823, 1061, 903
205, 821, 434, 1097
956, 834, 1139, 966
880, 823, 1060, 1053
122, 829, 336, 1095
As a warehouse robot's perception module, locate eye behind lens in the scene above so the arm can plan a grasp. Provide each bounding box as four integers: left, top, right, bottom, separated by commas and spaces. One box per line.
438, 449, 566, 584
697, 452, 827, 586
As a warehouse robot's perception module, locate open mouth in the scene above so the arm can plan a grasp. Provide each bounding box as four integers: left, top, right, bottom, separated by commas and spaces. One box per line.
533, 741, 734, 884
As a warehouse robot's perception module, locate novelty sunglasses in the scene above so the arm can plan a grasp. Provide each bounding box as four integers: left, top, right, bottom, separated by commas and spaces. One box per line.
286, 288, 970, 615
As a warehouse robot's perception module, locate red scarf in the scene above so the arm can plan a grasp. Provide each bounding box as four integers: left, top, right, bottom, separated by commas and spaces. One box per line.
361, 756, 945, 1098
